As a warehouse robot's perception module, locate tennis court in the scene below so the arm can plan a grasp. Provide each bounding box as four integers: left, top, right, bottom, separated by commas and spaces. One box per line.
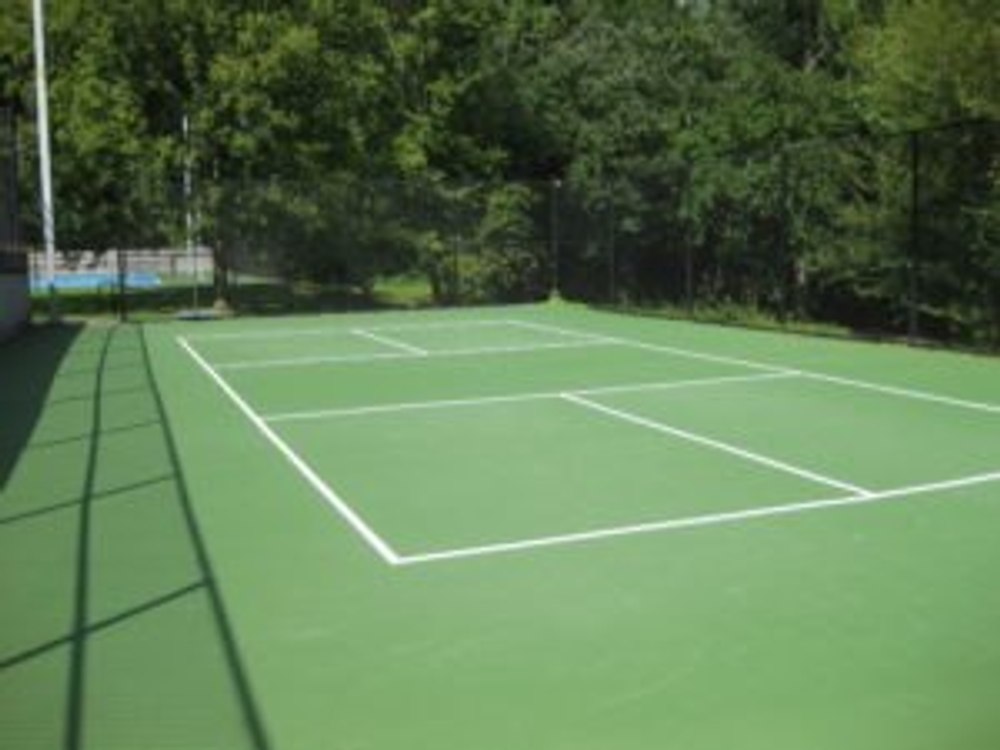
4, 304, 1000, 748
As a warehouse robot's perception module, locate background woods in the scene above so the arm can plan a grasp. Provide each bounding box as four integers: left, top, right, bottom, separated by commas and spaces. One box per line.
2, 0, 997, 342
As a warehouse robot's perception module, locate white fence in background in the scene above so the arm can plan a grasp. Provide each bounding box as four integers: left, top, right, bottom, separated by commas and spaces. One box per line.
29, 247, 215, 280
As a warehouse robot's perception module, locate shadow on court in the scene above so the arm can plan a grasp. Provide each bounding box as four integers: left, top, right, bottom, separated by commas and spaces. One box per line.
0, 324, 269, 749
0, 324, 84, 491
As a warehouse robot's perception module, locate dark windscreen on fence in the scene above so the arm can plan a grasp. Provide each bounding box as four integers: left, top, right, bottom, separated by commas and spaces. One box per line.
1, 106, 29, 339
0, 107, 22, 268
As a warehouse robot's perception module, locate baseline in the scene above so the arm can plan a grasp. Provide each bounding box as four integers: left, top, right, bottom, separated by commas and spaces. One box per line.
176, 337, 402, 566
396, 469, 1000, 566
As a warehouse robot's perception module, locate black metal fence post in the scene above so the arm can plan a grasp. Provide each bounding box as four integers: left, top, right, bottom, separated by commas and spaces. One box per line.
683, 167, 694, 313
908, 130, 921, 343
608, 196, 617, 304
116, 248, 128, 322
550, 178, 561, 298
779, 149, 791, 321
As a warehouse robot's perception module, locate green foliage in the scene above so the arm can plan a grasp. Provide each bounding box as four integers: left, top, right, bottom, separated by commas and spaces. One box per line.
468, 183, 545, 301
7, 0, 999, 343
858, 0, 1000, 125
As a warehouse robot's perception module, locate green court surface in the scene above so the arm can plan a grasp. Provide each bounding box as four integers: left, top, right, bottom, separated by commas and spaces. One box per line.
3, 304, 1000, 749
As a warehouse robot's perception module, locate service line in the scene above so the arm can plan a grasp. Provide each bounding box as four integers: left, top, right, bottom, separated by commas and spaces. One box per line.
262, 371, 800, 423
216, 338, 616, 371
185, 318, 517, 342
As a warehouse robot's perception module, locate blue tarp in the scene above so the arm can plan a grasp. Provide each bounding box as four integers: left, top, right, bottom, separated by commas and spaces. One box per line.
30, 272, 162, 291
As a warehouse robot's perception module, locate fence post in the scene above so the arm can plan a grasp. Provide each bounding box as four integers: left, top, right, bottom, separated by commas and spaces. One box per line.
451, 236, 460, 305
550, 178, 561, 299
779, 149, 791, 321
116, 248, 128, 322
608, 196, 617, 304
683, 167, 694, 314
908, 131, 920, 343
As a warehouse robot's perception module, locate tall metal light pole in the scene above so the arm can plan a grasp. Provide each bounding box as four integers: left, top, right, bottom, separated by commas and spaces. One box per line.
32, 0, 57, 317
183, 114, 199, 310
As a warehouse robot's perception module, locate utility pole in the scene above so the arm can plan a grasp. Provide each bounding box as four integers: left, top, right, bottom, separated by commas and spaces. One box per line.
32, 0, 57, 319
183, 114, 199, 310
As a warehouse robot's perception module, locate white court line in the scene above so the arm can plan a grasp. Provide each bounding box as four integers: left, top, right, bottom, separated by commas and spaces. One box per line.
800, 371, 1000, 416
185, 318, 516, 342
396, 469, 1000, 566
500, 318, 619, 345
183, 314, 1000, 568
505, 319, 790, 374
176, 337, 402, 566
562, 392, 870, 496
217, 350, 414, 370
579, 370, 798, 397
263, 371, 800, 423
508, 318, 1000, 416
215, 339, 617, 370
502, 318, 604, 341
352, 328, 429, 356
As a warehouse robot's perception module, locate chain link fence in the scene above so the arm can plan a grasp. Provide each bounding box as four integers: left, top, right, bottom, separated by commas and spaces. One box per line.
1, 106, 29, 339
22, 120, 1000, 348
0, 107, 21, 262
553, 119, 999, 347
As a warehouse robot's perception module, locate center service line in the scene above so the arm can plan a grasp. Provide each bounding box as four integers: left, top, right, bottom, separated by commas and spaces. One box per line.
352, 328, 429, 356
561, 392, 871, 496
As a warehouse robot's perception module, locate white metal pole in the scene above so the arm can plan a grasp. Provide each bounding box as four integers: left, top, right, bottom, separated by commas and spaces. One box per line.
32, 0, 56, 304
